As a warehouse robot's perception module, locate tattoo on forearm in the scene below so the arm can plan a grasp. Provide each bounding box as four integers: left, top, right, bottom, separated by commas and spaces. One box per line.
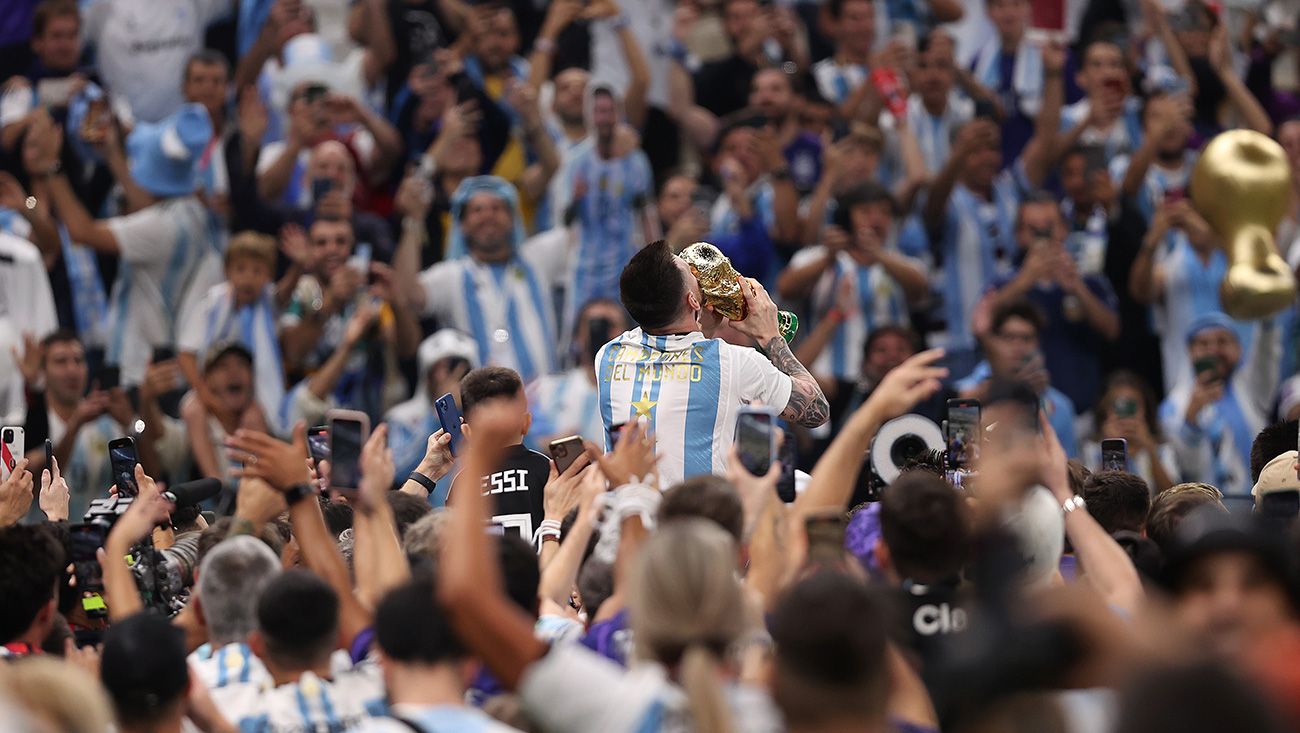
761, 337, 830, 427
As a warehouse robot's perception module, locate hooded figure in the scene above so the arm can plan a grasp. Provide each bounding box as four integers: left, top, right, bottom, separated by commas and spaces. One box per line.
412, 175, 566, 383
386, 329, 479, 484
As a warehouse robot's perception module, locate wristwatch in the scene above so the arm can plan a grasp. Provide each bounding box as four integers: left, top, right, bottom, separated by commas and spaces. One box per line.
285, 482, 316, 506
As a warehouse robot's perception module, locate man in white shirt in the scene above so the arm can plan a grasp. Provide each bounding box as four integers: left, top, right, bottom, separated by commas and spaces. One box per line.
81, 0, 231, 122
0, 231, 57, 424
597, 241, 828, 486
25, 102, 220, 386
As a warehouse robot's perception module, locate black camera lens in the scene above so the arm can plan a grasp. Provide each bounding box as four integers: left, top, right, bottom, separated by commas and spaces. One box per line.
891, 433, 927, 467
1, 429, 11, 442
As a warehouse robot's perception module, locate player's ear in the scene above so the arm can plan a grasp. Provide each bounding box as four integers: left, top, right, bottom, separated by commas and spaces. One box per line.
522, 411, 532, 436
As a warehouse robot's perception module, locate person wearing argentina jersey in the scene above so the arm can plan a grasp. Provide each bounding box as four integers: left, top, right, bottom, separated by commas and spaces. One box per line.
403, 176, 563, 384
527, 300, 629, 450
811, 0, 876, 118
598, 241, 829, 487
562, 83, 656, 338
970, 0, 1044, 164
777, 182, 928, 384
1160, 313, 1281, 506
23, 102, 222, 387
1058, 37, 1147, 163
188, 536, 282, 691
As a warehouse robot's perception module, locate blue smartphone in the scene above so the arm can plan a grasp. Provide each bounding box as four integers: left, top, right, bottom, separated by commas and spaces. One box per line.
434, 393, 464, 456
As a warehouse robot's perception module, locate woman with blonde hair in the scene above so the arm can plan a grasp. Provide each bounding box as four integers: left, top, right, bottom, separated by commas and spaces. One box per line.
438, 412, 780, 732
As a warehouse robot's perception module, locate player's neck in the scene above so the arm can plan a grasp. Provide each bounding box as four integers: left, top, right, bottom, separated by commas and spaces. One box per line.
644, 317, 699, 337
386, 663, 467, 708
1000, 29, 1024, 51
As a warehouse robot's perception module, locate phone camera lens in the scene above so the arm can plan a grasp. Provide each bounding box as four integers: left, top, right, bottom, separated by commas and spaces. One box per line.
1, 429, 11, 442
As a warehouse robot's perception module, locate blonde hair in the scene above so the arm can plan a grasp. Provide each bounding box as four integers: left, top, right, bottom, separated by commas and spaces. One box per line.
224, 231, 277, 271
0, 656, 114, 733
628, 519, 746, 733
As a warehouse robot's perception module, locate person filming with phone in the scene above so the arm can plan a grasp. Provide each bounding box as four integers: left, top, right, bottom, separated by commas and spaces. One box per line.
1159, 312, 1281, 505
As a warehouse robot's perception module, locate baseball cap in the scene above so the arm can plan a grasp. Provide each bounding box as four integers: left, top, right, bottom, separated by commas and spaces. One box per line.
1252, 450, 1300, 503
1184, 312, 1238, 344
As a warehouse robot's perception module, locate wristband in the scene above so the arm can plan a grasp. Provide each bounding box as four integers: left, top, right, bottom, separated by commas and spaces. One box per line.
406, 471, 438, 496
285, 482, 316, 506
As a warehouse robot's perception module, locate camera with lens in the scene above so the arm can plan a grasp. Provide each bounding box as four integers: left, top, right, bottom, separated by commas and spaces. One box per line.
859, 415, 946, 502
81, 498, 185, 617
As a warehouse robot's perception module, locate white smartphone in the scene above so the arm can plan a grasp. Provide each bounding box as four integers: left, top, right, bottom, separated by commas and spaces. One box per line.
1, 427, 26, 482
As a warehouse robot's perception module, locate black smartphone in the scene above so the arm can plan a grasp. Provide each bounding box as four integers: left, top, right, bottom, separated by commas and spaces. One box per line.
311, 177, 334, 204
109, 436, 139, 497
326, 410, 369, 497
307, 425, 330, 464
68, 522, 108, 615
151, 346, 177, 364
97, 365, 121, 391
945, 399, 981, 470
1081, 144, 1107, 176
434, 393, 464, 456
549, 435, 585, 474
735, 406, 778, 476
1101, 438, 1127, 472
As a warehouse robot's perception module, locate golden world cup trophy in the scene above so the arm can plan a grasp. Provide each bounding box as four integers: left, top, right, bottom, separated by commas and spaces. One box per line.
677, 242, 799, 341
1191, 129, 1297, 320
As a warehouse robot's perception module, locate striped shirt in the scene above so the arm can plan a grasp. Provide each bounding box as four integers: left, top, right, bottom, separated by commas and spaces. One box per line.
788, 245, 916, 381
190, 642, 270, 690
526, 368, 605, 449
595, 329, 792, 487
418, 234, 567, 383
1060, 97, 1145, 162
812, 58, 868, 106
105, 196, 222, 385
211, 659, 386, 733
566, 146, 653, 327
933, 169, 1026, 352
883, 93, 975, 174
356, 706, 521, 733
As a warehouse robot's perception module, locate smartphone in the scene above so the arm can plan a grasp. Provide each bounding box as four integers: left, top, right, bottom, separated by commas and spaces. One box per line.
44, 438, 53, 470
1112, 397, 1138, 419
96, 365, 120, 391
434, 393, 464, 456
1, 427, 24, 481
1101, 438, 1128, 472
37, 77, 76, 108
347, 242, 373, 278
151, 346, 177, 364
311, 177, 334, 204
1193, 356, 1222, 383
1163, 187, 1186, 205
776, 425, 797, 503
68, 523, 107, 593
307, 425, 331, 464
549, 435, 585, 474
109, 436, 139, 497
327, 410, 369, 497
735, 406, 778, 476
945, 399, 980, 470
1081, 144, 1107, 176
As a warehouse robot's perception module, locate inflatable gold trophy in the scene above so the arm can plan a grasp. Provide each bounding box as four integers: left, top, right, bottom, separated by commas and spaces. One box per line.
678, 242, 798, 341
1191, 129, 1297, 320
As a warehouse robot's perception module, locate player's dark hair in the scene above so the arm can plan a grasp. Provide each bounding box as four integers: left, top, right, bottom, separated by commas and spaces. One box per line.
0, 525, 65, 643
256, 569, 339, 668
460, 366, 525, 418
619, 240, 687, 331
880, 472, 969, 582
1083, 471, 1152, 535
660, 476, 745, 545
375, 574, 466, 664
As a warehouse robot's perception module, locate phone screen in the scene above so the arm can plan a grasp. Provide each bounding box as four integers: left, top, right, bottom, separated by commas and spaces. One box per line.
434, 394, 464, 456
308, 426, 331, 463
735, 410, 775, 476
109, 439, 139, 497
329, 418, 366, 492
550, 436, 584, 474
45, 438, 53, 469
69, 523, 107, 592
946, 402, 980, 470
97, 366, 120, 391
1101, 438, 1127, 471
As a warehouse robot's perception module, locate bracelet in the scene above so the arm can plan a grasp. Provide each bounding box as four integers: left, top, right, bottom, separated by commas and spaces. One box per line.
541, 534, 561, 544
406, 471, 438, 496
285, 482, 316, 506
1062, 494, 1086, 514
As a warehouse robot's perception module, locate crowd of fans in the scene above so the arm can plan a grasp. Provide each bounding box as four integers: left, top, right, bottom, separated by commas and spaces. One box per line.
3, 0, 1300, 730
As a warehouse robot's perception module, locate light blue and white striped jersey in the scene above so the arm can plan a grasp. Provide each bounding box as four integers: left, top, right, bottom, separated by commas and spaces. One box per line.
595, 328, 792, 487
1059, 96, 1145, 161
971, 38, 1045, 117
418, 234, 568, 383
566, 146, 653, 326
179, 282, 289, 433
189, 642, 269, 690
211, 659, 386, 733
812, 58, 869, 105
526, 368, 605, 449
788, 245, 916, 381
537, 129, 593, 233
934, 170, 1025, 352
356, 705, 522, 733
883, 93, 975, 174
104, 196, 223, 385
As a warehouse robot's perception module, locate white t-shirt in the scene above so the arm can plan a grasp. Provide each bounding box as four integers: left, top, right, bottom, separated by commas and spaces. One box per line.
355, 705, 521, 733
82, 0, 232, 122
595, 328, 792, 487
0, 232, 58, 424
105, 197, 222, 385
588, 0, 673, 108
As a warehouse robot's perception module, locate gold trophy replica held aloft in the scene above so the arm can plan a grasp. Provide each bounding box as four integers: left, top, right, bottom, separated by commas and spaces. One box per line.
1191, 129, 1297, 320
678, 242, 799, 341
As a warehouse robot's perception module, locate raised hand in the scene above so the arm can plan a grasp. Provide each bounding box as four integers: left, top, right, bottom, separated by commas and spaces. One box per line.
227, 423, 313, 490
588, 419, 659, 488
543, 452, 593, 521
0, 459, 34, 527
860, 349, 948, 423
357, 423, 394, 514
40, 457, 70, 522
